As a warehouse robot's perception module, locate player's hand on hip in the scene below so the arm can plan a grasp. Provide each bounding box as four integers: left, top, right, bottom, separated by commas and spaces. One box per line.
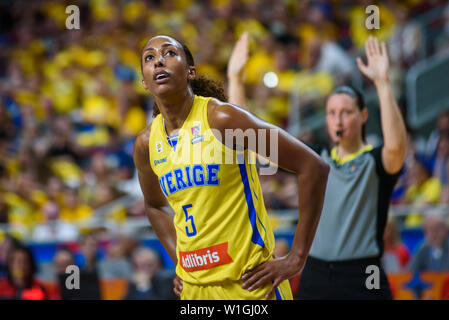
173, 275, 183, 298
357, 35, 390, 84
241, 254, 305, 299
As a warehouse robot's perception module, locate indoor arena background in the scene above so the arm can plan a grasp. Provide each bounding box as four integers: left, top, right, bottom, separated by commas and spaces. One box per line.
1, 0, 449, 300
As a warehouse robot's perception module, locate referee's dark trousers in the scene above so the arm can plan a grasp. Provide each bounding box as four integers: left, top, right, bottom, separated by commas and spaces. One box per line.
297, 256, 393, 300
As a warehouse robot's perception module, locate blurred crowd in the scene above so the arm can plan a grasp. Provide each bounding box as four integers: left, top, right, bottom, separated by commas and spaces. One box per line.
0, 232, 178, 300
1, 0, 449, 299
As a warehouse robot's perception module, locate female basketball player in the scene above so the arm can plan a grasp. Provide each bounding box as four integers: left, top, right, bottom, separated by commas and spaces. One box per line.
227, 35, 407, 299
133, 35, 330, 300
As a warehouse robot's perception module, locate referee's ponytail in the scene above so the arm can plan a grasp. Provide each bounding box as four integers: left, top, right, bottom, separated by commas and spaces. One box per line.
329, 85, 367, 142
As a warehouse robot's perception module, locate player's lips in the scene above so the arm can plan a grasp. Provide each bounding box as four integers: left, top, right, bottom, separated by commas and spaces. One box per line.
153, 70, 170, 84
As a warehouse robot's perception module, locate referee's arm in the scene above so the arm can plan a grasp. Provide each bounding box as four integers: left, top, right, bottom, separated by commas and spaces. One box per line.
357, 36, 407, 174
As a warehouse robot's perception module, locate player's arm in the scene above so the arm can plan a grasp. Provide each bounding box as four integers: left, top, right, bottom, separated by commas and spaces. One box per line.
208, 100, 330, 299
133, 126, 178, 265
357, 36, 407, 174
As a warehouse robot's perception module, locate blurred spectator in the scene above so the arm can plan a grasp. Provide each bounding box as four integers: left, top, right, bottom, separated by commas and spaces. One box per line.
432, 132, 449, 203
0, 197, 7, 224
53, 247, 75, 276
52, 247, 76, 300
59, 187, 93, 225
391, 131, 416, 204
382, 217, 411, 273
0, 244, 47, 300
73, 233, 101, 300
388, 4, 422, 70
78, 233, 99, 272
276, 173, 298, 209
31, 201, 79, 242
308, 38, 355, 85
424, 110, 449, 157
405, 155, 442, 205
98, 240, 132, 280
409, 214, 449, 273
0, 234, 20, 279
125, 247, 176, 300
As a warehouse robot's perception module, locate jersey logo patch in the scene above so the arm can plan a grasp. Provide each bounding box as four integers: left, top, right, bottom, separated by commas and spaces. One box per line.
179, 242, 233, 272
191, 125, 204, 144
154, 157, 167, 166
156, 141, 163, 153
350, 165, 359, 173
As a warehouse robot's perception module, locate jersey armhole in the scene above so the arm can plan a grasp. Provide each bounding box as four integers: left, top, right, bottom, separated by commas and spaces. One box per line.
203, 98, 242, 156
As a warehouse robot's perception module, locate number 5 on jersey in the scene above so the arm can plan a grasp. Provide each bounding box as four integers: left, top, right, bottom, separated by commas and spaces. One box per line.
183, 204, 197, 237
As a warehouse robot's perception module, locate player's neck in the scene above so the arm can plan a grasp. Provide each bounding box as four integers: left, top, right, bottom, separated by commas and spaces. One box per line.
156, 89, 195, 136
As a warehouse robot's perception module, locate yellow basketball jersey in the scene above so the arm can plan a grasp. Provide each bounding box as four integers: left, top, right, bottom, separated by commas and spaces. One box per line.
149, 95, 275, 285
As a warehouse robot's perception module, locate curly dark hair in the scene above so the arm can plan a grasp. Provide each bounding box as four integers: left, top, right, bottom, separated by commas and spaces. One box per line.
141, 36, 227, 117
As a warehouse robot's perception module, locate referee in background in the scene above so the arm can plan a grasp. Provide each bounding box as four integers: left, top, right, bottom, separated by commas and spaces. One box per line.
226, 35, 407, 299
297, 36, 407, 300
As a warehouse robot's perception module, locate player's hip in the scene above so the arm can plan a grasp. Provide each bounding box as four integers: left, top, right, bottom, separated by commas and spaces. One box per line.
181, 277, 292, 300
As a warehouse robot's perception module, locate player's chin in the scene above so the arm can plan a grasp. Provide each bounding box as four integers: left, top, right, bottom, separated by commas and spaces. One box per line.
150, 83, 177, 98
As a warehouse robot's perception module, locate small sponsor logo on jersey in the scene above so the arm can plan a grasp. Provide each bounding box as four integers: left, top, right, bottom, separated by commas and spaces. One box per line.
154, 157, 167, 166
190, 125, 204, 145
179, 242, 233, 272
156, 141, 163, 153
350, 165, 359, 173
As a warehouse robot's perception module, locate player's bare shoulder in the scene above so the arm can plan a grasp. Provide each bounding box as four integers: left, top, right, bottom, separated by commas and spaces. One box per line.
207, 98, 246, 132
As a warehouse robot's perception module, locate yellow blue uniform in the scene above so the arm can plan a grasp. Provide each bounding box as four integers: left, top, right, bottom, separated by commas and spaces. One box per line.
149, 95, 292, 300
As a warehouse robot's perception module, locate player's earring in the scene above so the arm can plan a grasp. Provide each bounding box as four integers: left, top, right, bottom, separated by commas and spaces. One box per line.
188, 69, 194, 81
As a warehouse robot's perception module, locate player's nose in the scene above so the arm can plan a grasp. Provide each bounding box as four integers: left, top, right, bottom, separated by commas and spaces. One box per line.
153, 54, 165, 68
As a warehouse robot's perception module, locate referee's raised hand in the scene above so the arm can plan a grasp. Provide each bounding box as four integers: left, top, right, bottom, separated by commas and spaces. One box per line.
356, 35, 390, 84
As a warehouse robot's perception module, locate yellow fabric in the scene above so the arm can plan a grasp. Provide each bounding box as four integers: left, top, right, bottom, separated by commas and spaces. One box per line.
245, 51, 275, 84
181, 277, 292, 300
331, 145, 374, 165
42, 1, 68, 27
405, 177, 442, 205
49, 160, 83, 185
90, 0, 118, 22
81, 95, 120, 127
349, 4, 395, 49
293, 71, 334, 97
3, 192, 34, 226
122, 0, 148, 23
149, 95, 275, 288
122, 106, 147, 136
76, 126, 110, 147
60, 205, 93, 223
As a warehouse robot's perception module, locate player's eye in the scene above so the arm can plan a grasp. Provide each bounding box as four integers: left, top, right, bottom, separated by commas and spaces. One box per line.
144, 54, 154, 62
165, 50, 176, 56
